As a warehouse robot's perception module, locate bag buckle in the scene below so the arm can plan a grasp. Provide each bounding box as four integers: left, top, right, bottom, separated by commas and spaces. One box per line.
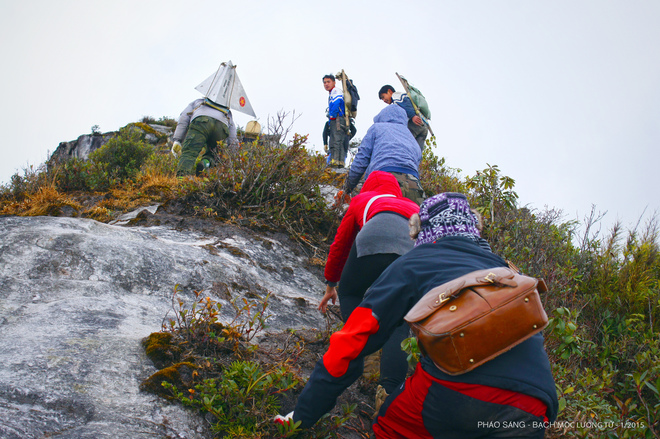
484, 272, 498, 283
435, 292, 450, 305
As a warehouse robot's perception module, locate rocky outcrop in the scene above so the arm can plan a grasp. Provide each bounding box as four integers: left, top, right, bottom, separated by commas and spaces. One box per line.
0, 215, 326, 438
48, 124, 173, 164
49, 131, 116, 163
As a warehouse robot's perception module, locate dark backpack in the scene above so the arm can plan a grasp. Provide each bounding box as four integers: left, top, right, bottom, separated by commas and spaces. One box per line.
345, 78, 360, 114
336, 70, 360, 118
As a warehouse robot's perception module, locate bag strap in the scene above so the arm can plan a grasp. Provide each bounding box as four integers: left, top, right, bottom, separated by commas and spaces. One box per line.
363, 194, 396, 224
405, 267, 525, 323
506, 259, 521, 273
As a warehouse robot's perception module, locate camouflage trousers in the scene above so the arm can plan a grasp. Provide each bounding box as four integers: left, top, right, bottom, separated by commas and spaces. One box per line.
389, 172, 426, 206
177, 116, 229, 176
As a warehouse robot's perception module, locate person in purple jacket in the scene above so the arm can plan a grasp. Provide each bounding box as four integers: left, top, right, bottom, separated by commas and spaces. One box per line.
343, 104, 425, 205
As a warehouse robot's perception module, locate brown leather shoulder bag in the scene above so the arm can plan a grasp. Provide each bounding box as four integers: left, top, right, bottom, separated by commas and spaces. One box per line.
404, 266, 548, 375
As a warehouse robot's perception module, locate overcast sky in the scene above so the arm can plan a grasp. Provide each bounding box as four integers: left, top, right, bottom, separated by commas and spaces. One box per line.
1, 0, 658, 237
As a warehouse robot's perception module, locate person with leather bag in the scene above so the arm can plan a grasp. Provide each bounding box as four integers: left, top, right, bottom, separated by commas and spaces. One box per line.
283, 192, 558, 438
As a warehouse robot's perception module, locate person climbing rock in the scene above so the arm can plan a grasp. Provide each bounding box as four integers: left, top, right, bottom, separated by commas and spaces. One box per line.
172, 98, 238, 176
319, 170, 419, 400
279, 192, 558, 438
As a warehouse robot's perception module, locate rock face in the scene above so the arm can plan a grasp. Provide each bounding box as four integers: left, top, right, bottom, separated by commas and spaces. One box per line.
49, 132, 116, 163
48, 124, 173, 164
0, 215, 326, 438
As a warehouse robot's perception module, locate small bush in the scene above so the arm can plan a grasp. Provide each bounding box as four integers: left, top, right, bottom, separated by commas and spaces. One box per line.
466, 163, 518, 224
419, 138, 466, 196
187, 134, 342, 248
88, 126, 155, 187
141, 115, 177, 129
147, 287, 357, 438
156, 116, 178, 129
50, 127, 156, 193
52, 158, 99, 192
139, 150, 178, 178
0, 164, 50, 202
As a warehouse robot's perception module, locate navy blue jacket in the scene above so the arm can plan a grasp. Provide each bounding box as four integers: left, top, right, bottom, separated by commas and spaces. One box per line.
294, 236, 558, 428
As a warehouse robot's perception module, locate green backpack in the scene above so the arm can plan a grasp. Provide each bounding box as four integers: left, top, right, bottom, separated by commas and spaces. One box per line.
406, 82, 431, 120
397, 73, 431, 120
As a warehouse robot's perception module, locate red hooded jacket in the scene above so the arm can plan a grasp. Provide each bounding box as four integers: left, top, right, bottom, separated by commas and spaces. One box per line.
324, 171, 419, 283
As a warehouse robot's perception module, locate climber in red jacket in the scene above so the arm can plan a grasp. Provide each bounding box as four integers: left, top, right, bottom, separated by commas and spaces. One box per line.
319, 170, 419, 397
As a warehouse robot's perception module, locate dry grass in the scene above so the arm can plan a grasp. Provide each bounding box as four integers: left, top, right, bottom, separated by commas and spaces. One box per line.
83, 206, 113, 222
1, 185, 82, 217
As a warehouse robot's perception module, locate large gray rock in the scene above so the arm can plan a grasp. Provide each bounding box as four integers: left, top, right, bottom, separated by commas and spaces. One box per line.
0, 216, 326, 438
49, 132, 116, 163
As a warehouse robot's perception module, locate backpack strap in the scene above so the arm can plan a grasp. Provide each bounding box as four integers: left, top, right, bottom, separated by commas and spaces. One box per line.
363, 194, 396, 225
202, 98, 229, 115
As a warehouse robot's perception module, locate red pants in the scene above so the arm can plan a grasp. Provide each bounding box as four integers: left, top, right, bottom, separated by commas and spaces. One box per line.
373, 363, 547, 439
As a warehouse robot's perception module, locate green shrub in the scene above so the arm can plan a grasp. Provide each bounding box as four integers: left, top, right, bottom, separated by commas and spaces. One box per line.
165, 360, 301, 437
150, 287, 358, 438
88, 126, 154, 187
138, 149, 178, 177
466, 163, 518, 223
184, 134, 341, 247
50, 126, 156, 192
419, 137, 466, 196
156, 116, 178, 129
51, 157, 108, 192
141, 115, 177, 129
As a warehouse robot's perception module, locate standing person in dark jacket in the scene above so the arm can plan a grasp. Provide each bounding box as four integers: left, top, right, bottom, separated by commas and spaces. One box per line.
277, 192, 558, 438
319, 170, 419, 398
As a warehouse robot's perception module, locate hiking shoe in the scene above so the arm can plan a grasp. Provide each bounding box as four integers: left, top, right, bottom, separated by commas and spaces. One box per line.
373, 384, 389, 418
329, 159, 344, 168
195, 159, 211, 176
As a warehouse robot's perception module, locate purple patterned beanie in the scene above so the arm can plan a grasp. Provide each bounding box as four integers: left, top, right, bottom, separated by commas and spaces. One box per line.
414, 192, 481, 247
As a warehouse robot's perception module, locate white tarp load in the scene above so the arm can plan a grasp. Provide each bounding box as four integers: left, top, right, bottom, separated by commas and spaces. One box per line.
195, 60, 256, 117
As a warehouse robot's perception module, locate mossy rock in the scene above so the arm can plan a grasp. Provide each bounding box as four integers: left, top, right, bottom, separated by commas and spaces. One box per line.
139, 361, 197, 398
142, 332, 182, 369
128, 122, 161, 136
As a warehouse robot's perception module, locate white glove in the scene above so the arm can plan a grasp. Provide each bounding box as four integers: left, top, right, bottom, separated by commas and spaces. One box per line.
273, 411, 294, 425
171, 141, 182, 157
